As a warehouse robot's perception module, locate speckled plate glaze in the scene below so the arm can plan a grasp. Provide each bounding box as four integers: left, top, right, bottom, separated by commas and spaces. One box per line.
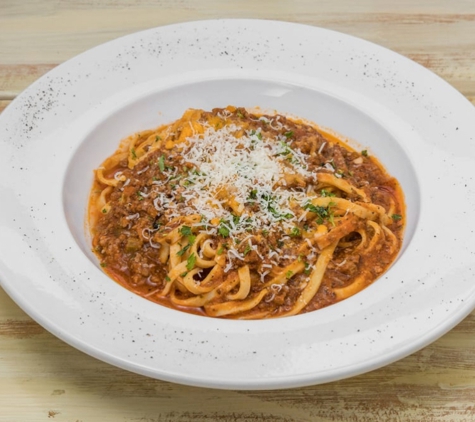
1, 20, 475, 390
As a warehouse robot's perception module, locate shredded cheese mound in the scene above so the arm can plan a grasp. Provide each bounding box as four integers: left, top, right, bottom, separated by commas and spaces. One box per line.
154, 124, 316, 242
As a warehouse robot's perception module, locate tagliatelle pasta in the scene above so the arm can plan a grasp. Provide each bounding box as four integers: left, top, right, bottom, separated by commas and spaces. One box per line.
89, 106, 405, 319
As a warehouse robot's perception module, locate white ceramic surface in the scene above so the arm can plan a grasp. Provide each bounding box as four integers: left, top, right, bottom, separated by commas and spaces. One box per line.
1, 20, 475, 390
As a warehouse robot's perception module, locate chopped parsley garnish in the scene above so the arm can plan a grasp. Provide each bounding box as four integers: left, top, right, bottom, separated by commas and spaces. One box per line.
304, 203, 328, 217
284, 131, 294, 138
268, 204, 293, 220
361, 150, 368, 157
249, 130, 262, 141
304, 202, 335, 225
158, 155, 165, 172
217, 246, 224, 255
179, 226, 193, 236
186, 253, 196, 271
328, 202, 337, 226
248, 130, 263, 141
249, 189, 258, 200
155, 135, 161, 142
285, 270, 294, 279
165, 276, 171, 282
131, 148, 137, 159
101, 208, 107, 214
243, 244, 252, 256
304, 262, 311, 275
290, 227, 301, 237
137, 192, 144, 201
100, 262, 107, 267
391, 214, 402, 221
232, 214, 241, 226
178, 226, 195, 245
176, 244, 191, 257
277, 141, 293, 157
218, 223, 230, 238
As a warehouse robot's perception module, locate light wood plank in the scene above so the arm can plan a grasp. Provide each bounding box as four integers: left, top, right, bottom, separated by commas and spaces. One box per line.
0, 100, 11, 114
2, 14, 474, 66
0, 65, 57, 99
1, 2, 474, 98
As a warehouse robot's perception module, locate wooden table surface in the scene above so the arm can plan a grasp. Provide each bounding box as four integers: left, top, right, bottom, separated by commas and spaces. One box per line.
1, 1, 475, 421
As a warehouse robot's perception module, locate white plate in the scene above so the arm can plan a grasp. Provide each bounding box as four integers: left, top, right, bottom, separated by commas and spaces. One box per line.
1, 20, 475, 390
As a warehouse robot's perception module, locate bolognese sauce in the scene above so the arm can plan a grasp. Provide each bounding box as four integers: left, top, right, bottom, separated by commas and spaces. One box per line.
89, 106, 404, 319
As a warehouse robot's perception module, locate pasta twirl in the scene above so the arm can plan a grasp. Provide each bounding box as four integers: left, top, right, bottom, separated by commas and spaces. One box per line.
89, 106, 405, 319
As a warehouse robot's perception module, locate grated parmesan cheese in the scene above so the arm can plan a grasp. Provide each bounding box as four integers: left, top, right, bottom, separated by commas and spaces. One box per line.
147, 121, 326, 272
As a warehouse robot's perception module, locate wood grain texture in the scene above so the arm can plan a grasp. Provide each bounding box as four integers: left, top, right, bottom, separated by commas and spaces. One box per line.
0, 100, 12, 114
1, 1, 475, 97
0, 65, 57, 99
1, 1, 475, 421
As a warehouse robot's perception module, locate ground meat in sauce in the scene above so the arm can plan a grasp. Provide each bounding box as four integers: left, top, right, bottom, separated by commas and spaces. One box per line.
90, 107, 405, 318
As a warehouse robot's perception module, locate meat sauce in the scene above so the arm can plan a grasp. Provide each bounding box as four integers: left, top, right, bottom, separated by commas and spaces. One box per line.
89, 107, 405, 318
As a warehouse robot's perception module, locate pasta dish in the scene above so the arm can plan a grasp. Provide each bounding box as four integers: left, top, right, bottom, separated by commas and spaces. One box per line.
89, 106, 405, 319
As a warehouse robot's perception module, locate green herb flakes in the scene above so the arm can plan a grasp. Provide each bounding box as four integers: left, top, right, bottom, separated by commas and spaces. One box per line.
158, 155, 165, 172
186, 253, 196, 271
